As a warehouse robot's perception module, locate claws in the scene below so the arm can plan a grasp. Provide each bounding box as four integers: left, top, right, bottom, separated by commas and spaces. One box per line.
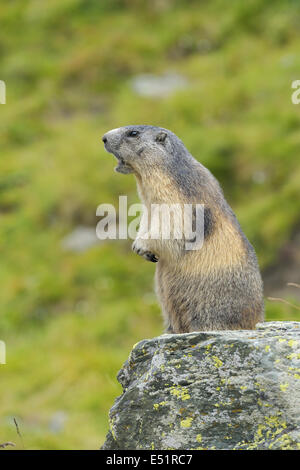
132, 239, 159, 262
146, 252, 159, 263
136, 248, 158, 262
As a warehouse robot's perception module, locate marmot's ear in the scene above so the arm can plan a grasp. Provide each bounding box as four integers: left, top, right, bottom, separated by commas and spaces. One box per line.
155, 131, 167, 143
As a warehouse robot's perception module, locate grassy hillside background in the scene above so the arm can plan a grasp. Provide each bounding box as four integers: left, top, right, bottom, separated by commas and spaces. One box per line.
0, 0, 300, 449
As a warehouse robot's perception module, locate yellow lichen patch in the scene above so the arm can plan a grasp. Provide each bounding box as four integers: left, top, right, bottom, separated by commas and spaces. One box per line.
265, 345, 270, 352
269, 433, 294, 450
257, 398, 271, 408
180, 417, 193, 428
278, 338, 286, 343
170, 385, 191, 401
286, 353, 296, 360
294, 374, 300, 379
153, 400, 168, 410
237, 414, 289, 449
257, 424, 267, 438
280, 383, 289, 392
265, 415, 287, 430
288, 339, 297, 348
109, 417, 116, 441
211, 356, 223, 368
240, 386, 247, 391
196, 434, 202, 443
216, 400, 233, 407
255, 382, 266, 392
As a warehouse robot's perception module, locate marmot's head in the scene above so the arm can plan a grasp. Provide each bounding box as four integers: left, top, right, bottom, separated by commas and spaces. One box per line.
102, 125, 187, 175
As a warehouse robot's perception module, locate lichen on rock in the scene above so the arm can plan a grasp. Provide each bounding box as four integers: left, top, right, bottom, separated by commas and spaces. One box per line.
102, 322, 300, 450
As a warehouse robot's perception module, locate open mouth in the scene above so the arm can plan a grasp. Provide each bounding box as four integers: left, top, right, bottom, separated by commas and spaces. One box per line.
114, 158, 133, 174
105, 146, 133, 174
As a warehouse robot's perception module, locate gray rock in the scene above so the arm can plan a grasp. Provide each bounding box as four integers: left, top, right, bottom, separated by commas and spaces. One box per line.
61, 220, 130, 253
61, 226, 100, 253
102, 322, 300, 450
48, 411, 68, 433
131, 73, 187, 98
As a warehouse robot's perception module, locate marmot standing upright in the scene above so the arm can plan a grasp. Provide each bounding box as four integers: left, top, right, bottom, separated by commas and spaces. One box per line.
102, 125, 264, 333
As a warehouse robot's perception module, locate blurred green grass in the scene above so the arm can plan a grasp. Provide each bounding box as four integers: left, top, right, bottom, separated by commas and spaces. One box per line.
0, 0, 300, 449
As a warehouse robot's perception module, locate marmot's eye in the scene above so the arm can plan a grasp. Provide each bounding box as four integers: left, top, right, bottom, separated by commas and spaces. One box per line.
127, 130, 139, 137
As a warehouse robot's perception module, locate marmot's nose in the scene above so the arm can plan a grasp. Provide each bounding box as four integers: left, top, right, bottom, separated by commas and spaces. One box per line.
102, 135, 108, 144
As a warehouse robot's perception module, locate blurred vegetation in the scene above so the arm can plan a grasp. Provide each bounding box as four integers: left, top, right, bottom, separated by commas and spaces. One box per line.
0, 0, 300, 449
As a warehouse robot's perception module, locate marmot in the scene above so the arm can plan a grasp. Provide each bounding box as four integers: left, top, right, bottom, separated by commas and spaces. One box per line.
102, 125, 264, 333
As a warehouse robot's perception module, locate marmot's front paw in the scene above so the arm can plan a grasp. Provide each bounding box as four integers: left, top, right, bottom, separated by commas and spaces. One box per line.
142, 251, 159, 262
132, 240, 159, 263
